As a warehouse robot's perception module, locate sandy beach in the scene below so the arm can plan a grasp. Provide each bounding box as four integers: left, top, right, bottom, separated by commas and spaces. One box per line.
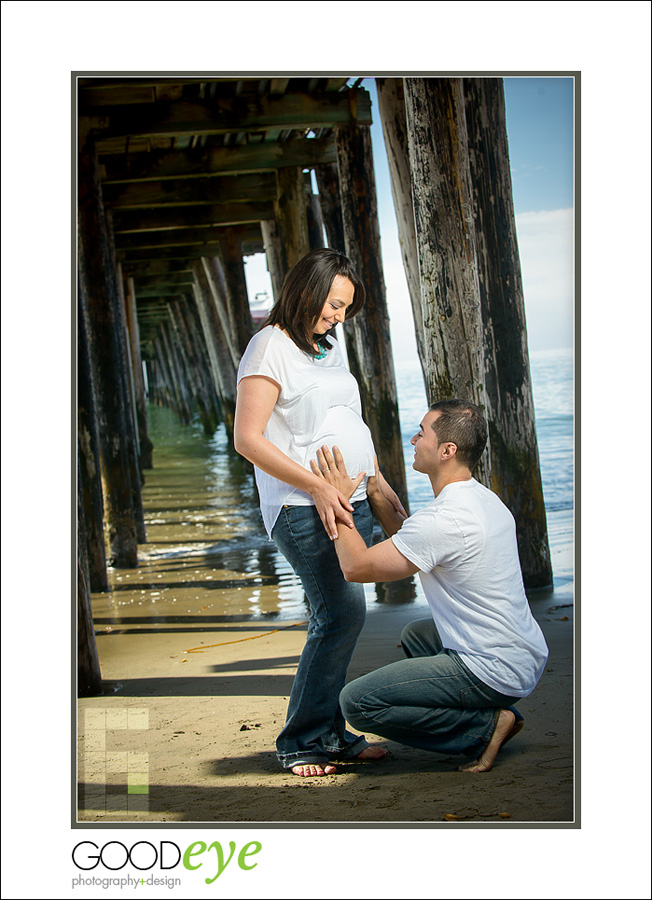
78, 584, 574, 825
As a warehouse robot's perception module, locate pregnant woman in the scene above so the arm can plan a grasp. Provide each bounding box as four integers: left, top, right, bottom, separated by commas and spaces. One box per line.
234, 248, 402, 776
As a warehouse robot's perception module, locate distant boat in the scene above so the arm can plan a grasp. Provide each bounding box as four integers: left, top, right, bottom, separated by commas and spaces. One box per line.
251, 291, 272, 322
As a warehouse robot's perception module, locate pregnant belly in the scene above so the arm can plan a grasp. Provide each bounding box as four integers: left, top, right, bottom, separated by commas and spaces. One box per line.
302, 406, 375, 477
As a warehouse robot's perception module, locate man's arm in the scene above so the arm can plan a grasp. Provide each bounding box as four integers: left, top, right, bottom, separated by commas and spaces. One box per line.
334, 522, 420, 583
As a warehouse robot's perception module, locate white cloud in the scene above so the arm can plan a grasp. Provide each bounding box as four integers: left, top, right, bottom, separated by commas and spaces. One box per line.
515, 208, 574, 352
382, 208, 575, 362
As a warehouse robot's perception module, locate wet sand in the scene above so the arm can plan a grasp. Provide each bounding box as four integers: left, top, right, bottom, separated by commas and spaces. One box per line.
78, 407, 574, 825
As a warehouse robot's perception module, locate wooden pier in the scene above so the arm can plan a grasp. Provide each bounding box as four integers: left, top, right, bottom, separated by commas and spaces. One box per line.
76, 75, 552, 694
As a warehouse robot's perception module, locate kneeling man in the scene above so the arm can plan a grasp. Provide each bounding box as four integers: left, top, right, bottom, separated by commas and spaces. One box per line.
313, 399, 548, 773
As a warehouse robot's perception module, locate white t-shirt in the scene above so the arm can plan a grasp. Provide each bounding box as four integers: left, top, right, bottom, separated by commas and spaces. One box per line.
392, 478, 549, 697
237, 325, 376, 536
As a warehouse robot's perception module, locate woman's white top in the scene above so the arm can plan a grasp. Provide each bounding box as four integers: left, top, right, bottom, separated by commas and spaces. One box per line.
237, 325, 376, 536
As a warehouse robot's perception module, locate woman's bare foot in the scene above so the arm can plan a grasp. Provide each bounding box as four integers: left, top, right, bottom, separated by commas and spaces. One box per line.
291, 763, 337, 777
356, 745, 388, 761
458, 709, 523, 773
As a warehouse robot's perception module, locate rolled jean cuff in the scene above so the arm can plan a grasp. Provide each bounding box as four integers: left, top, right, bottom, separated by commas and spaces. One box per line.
279, 754, 331, 769
326, 735, 369, 760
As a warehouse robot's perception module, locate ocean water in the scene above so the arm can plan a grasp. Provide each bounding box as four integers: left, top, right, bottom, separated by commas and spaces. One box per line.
394, 348, 574, 607
131, 347, 574, 623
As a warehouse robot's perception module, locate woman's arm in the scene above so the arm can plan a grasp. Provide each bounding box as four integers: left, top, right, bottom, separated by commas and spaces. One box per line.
234, 375, 357, 539
366, 455, 408, 537
366, 476, 408, 537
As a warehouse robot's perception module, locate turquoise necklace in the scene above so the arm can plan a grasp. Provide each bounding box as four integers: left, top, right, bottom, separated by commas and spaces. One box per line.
313, 343, 328, 360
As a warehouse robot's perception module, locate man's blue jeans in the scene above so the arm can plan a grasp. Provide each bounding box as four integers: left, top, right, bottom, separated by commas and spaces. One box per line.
340, 618, 521, 760
272, 499, 374, 768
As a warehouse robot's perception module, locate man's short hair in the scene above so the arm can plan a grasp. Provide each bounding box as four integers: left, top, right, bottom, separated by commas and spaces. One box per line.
429, 399, 488, 470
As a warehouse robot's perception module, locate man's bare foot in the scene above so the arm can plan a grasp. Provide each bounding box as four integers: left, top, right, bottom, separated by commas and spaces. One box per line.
458, 709, 523, 773
356, 745, 388, 761
291, 763, 337, 777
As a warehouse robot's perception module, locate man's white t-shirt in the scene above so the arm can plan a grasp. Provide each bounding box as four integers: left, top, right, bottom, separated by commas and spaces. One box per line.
237, 325, 376, 536
392, 478, 548, 697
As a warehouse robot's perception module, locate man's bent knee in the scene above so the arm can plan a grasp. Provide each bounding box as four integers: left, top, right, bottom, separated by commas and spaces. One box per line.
340, 677, 371, 729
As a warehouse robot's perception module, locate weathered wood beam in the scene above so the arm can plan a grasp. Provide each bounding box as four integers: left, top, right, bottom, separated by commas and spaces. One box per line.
87, 89, 372, 142
169, 298, 221, 433
376, 78, 425, 372
78, 77, 237, 103
463, 77, 552, 588
133, 285, 194, 298
315, 162, 346, 252
192, 265, 238, 439
111, 201, 274, 234
132, 272, 196, 288
124, 275, 154, 469
77, 479, 102, 697
115, 268, 147, 543
99, 137, 337, 183
151, 328, 178, 417
219, 231, 255, 359
157, 318, 194, 424
324, 78, 350, 92
404, 77, 490, 485
260, 220, 283, 299
117, 238, 265, 262
103, 172, 277, 209
200, 255, 241, 369
78, 138, 143, 567
305, 172, 326, 250
275, 166, 311, 273
77, 288, 108, 592
115, 230, 226, 252
122, 259, 194, 276
269, 78, 290, 95
335, 123, 410, 513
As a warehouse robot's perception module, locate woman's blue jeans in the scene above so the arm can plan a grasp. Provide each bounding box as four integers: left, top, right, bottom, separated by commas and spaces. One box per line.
340, 618, 522, 760
272, 499, 373, 768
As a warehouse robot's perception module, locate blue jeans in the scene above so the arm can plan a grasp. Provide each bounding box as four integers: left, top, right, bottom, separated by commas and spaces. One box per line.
272, 499, 373, 768
340, 618, 522, 759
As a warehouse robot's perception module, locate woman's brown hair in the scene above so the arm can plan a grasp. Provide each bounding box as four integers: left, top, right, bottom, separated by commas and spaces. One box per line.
264, 248, 365, 356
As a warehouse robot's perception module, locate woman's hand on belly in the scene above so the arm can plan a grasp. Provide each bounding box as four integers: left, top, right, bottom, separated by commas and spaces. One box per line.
310, 477, 360, 541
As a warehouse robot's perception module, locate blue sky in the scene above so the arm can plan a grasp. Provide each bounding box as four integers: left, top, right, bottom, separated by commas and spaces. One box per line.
246, 75, 575, 359
503, 76, 574, 213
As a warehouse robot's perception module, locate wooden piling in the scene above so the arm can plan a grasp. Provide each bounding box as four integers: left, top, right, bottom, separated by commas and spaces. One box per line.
305, 171, 326, 250
403, 77, 490, 485
463, 77, 552, 587
376, 79, 427, 374
260, 220, 284, 301
158, 317, 193, 425
219, 229, 255, 359
77, 463, 102, 696
77, 287, 108, 592
169, 297, 221, 434
192, 264, 238, 439
315, 163, 346, 252
274, 166, 311, 273
78, 137, 139, 567
123, 275, 153, 469
115, 267, 147, 544
200, 256, 242, 369
335, 123, 409, 511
